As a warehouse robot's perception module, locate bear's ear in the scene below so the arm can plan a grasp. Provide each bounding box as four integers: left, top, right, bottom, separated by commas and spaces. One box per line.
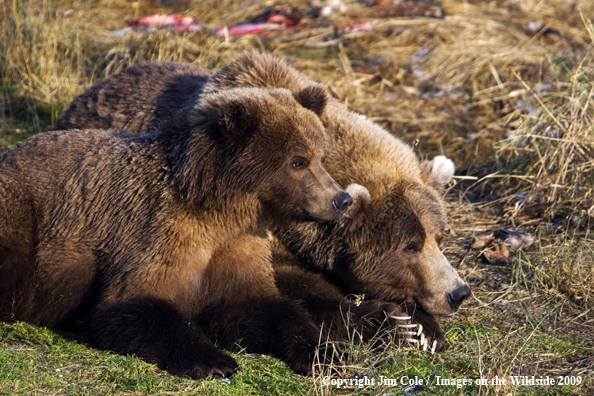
345, 183, 371, 219
218, 99, 259, 145
420, 155, 455, 193
292, 85, 328, 116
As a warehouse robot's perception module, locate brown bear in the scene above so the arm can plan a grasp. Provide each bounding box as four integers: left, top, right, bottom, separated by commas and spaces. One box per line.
55, 53, 471, 352
0, 86, 356, 378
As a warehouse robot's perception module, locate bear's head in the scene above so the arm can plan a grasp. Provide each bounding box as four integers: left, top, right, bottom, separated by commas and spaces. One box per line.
275, 155, 469, 317
340, 156, 469, 316
176, 87, 352, 221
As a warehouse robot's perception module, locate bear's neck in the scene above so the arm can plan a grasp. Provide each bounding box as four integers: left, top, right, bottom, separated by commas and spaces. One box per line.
272, 219, 350, 272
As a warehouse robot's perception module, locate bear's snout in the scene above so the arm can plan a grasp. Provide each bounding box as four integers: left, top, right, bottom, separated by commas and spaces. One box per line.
332, 191, 353, 214
290, 157, 353, 222
447, 284, 471, 310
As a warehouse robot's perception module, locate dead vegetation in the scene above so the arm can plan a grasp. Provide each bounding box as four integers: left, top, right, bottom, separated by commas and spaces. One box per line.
1, 0, 593, 394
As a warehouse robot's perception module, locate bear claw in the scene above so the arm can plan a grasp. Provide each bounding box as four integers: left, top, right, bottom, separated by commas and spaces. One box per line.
394, 319, 441, 354
391, 315, 412, 321
172, 349, 239, 379
416, 331, 438, 354
210, 367, 228, 378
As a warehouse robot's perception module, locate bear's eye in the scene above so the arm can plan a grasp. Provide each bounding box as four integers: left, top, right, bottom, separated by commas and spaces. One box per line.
405, 243, 420, 253
291, 157, 308, 170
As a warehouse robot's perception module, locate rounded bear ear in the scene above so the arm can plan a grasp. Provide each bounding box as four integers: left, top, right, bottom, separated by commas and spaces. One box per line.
345, 183, 371, 219
292, 85, 328, 116
420, 155, 455, 193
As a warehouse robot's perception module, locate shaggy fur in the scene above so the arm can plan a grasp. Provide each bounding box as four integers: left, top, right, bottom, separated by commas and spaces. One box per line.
1, 87, 351, 378
54, 62, 211, 133
55, 53, 471, 351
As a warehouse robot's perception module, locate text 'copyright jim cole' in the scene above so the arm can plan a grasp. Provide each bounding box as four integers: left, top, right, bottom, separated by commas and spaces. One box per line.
322, 375, 583, 389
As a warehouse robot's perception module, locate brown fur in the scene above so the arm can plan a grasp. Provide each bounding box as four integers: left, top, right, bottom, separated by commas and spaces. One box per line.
54, 53, 471, 351
1, 87, 350, 378
53, 62, 212, 133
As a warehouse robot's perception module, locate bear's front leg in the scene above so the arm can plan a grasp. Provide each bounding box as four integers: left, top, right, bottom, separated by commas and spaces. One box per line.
273, 262, 445, 351
194, 233, 331, 375
303, 297, 446, 353
90, 297, 238, 378
197, 297, 326, 375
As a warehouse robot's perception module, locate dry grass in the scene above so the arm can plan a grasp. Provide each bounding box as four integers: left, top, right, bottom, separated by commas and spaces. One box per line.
1, 0, 593, 394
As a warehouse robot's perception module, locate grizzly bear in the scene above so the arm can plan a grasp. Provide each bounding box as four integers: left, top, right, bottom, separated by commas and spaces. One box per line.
0, 86, 356, 378
55, 53, 471, 352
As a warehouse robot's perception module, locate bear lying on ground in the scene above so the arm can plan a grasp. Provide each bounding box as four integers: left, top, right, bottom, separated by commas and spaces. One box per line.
55, 52, 471, 352
0, 87, 356, 378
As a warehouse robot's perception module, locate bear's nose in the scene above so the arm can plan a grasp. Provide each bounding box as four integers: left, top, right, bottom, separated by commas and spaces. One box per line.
447, 285, 471, 309
332, 191, 353, 213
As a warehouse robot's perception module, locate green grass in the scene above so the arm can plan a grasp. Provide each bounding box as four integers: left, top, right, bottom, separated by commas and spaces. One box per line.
0, 322, 316, 395
1, 315, 591, 395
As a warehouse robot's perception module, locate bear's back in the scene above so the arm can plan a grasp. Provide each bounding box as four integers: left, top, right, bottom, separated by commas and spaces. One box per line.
0, 130, 169, 224
54, 63, 211, 133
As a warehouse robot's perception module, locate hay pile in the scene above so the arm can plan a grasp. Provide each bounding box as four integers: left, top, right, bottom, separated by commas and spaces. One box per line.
2, 0, 593, 223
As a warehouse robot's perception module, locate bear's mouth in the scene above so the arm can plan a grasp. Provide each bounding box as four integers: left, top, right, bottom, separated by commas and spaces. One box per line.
302, 209, 335, 222
331, 201, 348, 219
413, 298, 457, 318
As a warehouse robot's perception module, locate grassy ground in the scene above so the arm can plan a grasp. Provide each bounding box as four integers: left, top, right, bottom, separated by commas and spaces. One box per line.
1, 0, 593, 394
